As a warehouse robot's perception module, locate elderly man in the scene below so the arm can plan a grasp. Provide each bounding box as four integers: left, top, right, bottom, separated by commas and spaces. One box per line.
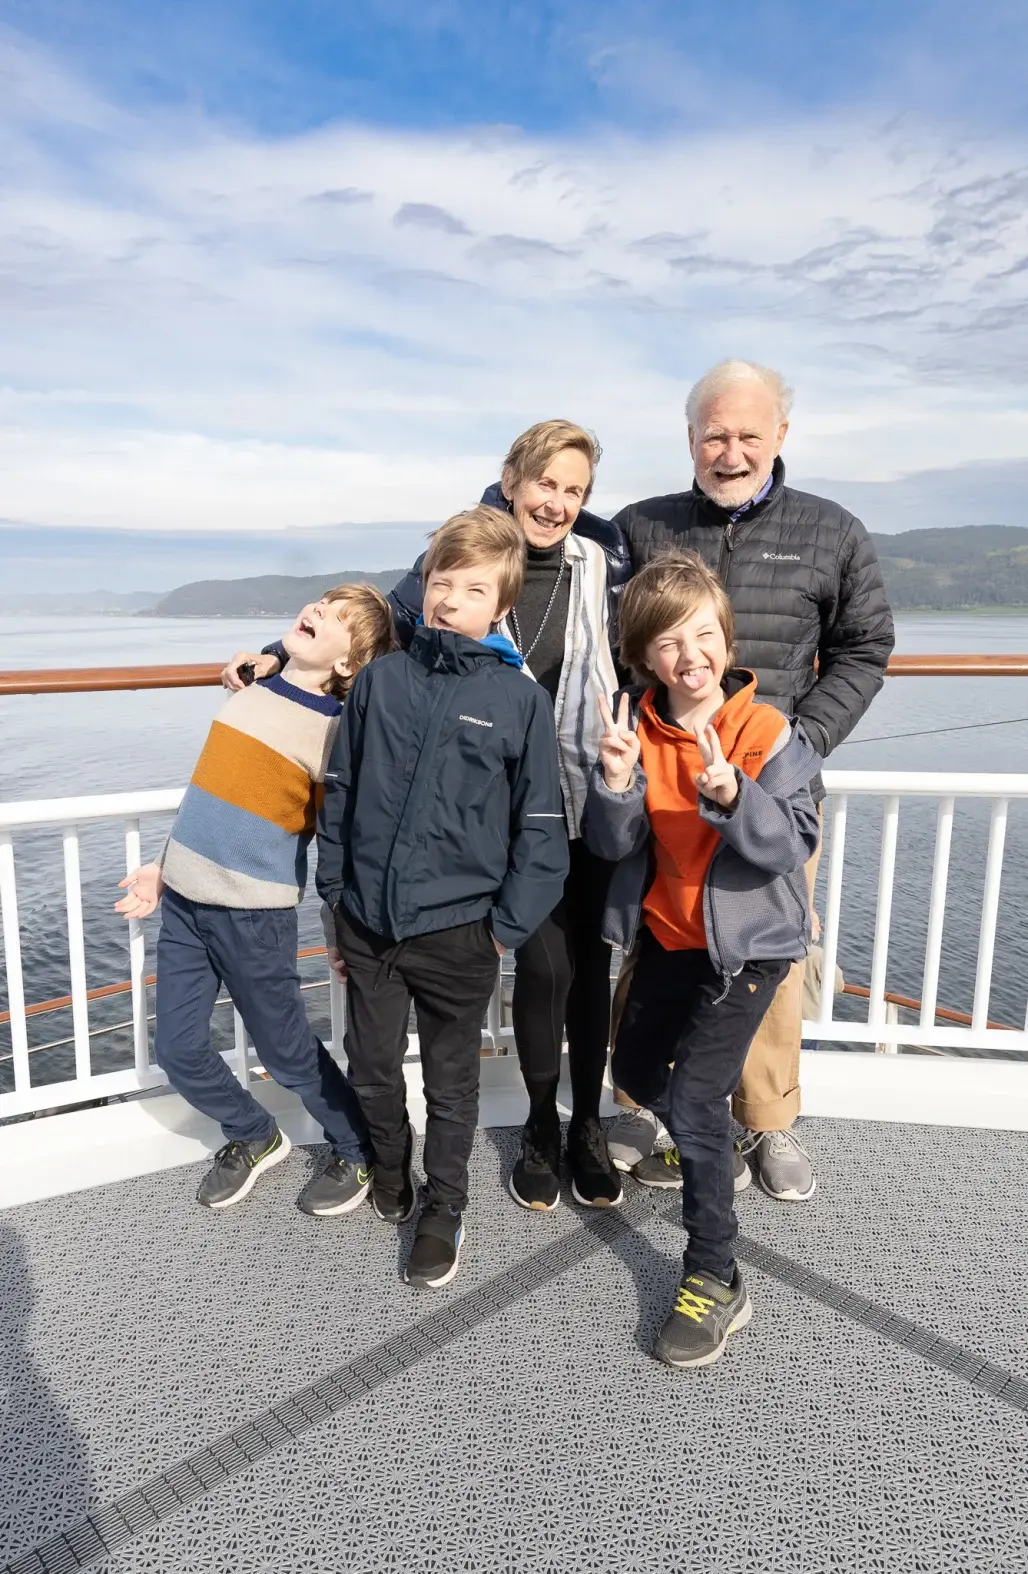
607, 359, 894, 1202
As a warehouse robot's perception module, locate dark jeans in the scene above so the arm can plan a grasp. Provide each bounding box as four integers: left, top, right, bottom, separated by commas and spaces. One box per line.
513, 838, 615, 1125
612, 930, 789, 1282
336, 906, 500, 1211
154, 888, 370, 1162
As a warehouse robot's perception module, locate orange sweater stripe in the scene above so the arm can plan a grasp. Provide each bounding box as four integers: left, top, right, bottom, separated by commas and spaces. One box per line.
638, 675, 786, 952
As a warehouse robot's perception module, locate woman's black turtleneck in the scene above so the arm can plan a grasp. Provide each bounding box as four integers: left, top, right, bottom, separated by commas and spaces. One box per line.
510, 539, 572, 701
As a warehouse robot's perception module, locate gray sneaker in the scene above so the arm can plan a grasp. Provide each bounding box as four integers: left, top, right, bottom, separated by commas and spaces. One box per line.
653, 1268, 752, 1368
606, 1107, 665, 1173
741, 1127, 816, 1201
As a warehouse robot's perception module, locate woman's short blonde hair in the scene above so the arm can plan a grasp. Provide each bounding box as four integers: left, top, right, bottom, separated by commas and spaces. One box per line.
321, 582, 398, 699
422, 505, 526, 615
619, 551, 736, 685
501, 420, 602, 504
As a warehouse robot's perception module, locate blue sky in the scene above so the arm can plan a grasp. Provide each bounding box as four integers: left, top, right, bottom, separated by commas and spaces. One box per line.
1, 0, 1027, 586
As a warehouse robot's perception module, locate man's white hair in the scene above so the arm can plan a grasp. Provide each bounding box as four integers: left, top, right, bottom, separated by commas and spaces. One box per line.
686, 360, 794, 429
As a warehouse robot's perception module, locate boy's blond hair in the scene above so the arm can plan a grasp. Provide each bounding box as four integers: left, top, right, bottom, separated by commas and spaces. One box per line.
320, 582, 398, 699
422, 506, 526, 616
619, 551, 737, 684
501, 419, 602, 503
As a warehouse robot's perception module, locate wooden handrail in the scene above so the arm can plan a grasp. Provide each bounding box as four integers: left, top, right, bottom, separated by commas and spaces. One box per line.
2, 652, 1028, 696
840, 982, 1011, 1032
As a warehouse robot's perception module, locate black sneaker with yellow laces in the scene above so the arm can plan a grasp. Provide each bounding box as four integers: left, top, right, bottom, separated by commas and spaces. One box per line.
632, 1145, 683, 1189
297, 1155, 374, 1217
653, 1267, 752, 1368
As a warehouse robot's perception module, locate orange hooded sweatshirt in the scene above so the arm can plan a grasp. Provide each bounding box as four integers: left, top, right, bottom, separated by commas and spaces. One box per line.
638, 672, 788, 951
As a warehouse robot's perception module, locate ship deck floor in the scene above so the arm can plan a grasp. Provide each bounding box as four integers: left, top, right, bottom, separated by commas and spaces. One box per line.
3, 1115, 1028, 1574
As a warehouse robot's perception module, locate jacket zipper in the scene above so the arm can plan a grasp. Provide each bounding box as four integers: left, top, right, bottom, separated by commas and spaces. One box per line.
717, 516, 736, 581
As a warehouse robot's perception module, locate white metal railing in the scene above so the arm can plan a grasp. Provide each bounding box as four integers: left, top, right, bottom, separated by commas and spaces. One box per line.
1, 771, 1027, 1122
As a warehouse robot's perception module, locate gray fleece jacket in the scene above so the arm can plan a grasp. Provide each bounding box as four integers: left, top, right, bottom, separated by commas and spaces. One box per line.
582, 691, 821, 988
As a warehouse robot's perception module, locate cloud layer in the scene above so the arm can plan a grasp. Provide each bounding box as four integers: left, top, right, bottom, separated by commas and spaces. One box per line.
2, 29, 1027, 533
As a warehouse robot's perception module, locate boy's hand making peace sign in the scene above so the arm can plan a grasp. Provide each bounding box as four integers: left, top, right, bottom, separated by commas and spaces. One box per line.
694, 724, 739, 808
597, 693, 640, 793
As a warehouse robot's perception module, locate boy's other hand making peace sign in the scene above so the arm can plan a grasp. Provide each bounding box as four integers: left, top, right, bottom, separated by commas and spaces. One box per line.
694, 724, 739, 808
597, 693, 641, 793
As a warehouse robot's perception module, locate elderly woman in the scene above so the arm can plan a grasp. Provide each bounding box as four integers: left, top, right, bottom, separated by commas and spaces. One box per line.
224, 420, 631, 1211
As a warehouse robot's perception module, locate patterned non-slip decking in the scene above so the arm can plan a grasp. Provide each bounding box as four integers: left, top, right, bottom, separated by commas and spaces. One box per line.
2, 1119, 1028, 1574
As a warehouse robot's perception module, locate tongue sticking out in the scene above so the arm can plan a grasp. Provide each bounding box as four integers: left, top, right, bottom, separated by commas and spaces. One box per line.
678, 666, 710, 692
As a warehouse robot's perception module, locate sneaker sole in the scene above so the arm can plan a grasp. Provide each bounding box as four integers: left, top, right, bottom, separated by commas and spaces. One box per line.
300, 1176, 373, 1217
632, 1173, 682, 1191
758, 1173, 817, 1202
570, 1178, 624, 1208
508, 1174, 560, 1212
201, 1132, 292, 1210
734, 1163, 752, 1194
656, 1293, 753, 1369
405, 1228, 464, 1290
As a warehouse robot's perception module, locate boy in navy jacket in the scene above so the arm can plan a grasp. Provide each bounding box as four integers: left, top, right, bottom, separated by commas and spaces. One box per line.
317, 506, 568, 1289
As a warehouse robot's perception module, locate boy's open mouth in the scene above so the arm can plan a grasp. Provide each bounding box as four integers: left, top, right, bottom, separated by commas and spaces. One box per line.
297, 618, 316, 638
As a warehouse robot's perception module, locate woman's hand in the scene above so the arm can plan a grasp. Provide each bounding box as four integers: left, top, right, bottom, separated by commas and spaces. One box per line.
694, 724, 738, 808
597, 693, 640, 792
221, 651, 281, 691
115, 864, 165, 920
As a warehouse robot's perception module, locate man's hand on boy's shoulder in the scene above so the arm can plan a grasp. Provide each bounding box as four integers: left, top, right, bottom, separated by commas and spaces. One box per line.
221, 651, 281, 691
115, 863, 164, 920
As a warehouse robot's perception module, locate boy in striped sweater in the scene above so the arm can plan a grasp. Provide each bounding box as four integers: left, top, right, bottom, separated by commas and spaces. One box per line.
115, 585, 396, 1214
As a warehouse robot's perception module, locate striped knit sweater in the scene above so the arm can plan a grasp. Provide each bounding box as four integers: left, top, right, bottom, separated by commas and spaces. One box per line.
160, 675, 342, 908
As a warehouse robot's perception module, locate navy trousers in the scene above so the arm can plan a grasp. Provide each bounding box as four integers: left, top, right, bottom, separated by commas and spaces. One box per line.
154, 887, 370, 1162
612, 931, 788, 1282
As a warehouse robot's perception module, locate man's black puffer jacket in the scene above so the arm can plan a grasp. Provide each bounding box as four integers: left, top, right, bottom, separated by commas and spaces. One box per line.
612, 457, 895, 757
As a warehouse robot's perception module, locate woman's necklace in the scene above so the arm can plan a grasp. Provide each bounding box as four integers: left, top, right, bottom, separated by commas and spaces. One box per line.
509, 542, 567, 662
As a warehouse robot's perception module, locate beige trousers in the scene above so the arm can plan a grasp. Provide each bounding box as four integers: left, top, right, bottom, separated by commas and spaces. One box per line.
611, 821, 822, 1133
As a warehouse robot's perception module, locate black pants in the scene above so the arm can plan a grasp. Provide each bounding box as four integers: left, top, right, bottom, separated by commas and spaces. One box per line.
512, 838, 615, 1126
336, 906, 499, 1211
612, 931, 788, 1282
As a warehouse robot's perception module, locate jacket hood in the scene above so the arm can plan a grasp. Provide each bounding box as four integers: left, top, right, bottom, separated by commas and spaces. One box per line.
641, 668, 759, 758
410, 622, 523, 675
691, 456, 786, 522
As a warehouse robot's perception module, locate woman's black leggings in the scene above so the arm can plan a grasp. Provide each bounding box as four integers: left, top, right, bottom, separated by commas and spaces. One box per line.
512, 838, 615, 1126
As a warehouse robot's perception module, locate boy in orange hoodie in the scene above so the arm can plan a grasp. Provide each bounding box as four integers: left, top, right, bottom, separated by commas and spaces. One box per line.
583, 551, 820, 1369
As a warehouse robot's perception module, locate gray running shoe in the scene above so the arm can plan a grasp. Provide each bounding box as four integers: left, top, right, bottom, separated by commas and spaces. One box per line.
653, 1268, 752, 1368
197, 1128, 291, 1209
732, 1142, 752, 1194
606, 1107, 665, 1173
297, 1155, 373, 1217
741, 1126, 816, 1201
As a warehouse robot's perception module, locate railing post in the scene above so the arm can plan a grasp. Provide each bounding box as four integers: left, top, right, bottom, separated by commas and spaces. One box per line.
919, 798, 954, 1030
329, 968, 346, 1067
232, 1009, 250, 1088
875, 1000, 900, 1054
868, 797, 900, 1031
818, 795, 847, 1030
124, 818, 151, 1077
0, 831, 31, 1095
485, 969, 503, 1054
971, 799, 1008, 1032
62, 826, 92, 1084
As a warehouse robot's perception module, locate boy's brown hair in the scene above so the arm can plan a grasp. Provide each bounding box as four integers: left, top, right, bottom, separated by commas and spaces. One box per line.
321, 582, 398, 699
501, 419, 602, 504
619, 550, 737, 684
422, 505, 526, 616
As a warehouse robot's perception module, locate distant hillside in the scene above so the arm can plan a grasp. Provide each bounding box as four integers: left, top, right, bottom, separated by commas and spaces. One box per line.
869, 525, 1028, 609
0, 588, 163, 615
151, 569, 406, 617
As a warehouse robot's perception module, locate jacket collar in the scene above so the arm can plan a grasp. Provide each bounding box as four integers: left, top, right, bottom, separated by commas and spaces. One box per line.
691, 456, 786, 524
643, 667, 758, 745
410, 623, 522, 675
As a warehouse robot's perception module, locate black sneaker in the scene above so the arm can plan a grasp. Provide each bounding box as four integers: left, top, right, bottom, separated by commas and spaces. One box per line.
297, 1155, 374, 1217
568, 1118, 623, 1208
197, 1128, 291, 1209
633, 1145, 682, 1189
404, 1204, 464, 1289
371, 1138, 416, 1224
510, 1113, 561, 1212
653, 1268, 752, 1368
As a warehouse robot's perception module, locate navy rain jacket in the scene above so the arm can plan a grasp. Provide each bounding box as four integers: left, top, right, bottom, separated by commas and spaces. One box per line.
386, 481, 633, 650
315, 625, 570, 949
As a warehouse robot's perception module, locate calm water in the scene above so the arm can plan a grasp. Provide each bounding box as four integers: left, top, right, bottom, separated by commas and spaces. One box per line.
2, 612, 1027, 1090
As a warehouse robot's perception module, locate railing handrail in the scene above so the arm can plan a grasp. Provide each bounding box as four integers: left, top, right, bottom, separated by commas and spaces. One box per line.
3, 651, 1028, 697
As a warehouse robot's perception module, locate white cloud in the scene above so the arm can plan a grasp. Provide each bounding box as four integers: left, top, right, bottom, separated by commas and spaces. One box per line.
1, 30, 1027, 532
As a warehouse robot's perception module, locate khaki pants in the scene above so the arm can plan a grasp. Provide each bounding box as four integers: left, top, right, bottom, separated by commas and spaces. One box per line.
611, 823, 822, 1133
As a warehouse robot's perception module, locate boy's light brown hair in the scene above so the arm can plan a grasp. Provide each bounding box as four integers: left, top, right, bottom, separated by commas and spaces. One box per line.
320, 582, 398, 699
619, 551, 737, 685
501, 420, 602, 503
422, 505, 526, 616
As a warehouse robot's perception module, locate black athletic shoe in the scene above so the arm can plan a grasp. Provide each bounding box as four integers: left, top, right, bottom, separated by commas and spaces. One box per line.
568, 1118, 623, 1208
405, 1204, 464, 1289
653, 1267, 752, 1368
296, 1155, 374, 1217
510, 1113, 561, 1212
197, 1128, 291, 1209
371, 1139, 416, 1224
